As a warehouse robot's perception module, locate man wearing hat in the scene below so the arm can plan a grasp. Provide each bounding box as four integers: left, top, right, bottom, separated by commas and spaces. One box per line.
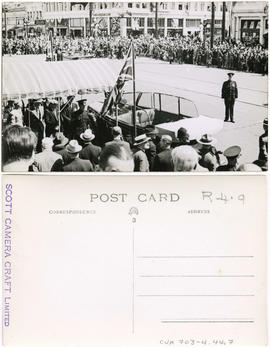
44, 99, 59, 137
79, 129, 101, 167
153, 135, 174, 172
63, 140, 93, 172
24, 98, 45, 153
105, 126, 131, 153
132, 134, 151, 172
216, 145, 241, 171
197, 134, 222, 172
221, 72, 238, 123
52, 132, 71, 165
70, 99, 92, 141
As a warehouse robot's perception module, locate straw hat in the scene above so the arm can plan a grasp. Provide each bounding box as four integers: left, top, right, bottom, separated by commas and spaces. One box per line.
66, 140, 82, 154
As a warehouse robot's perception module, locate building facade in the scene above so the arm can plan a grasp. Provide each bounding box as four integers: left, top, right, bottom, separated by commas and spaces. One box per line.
230, 1, 268, 45
3, 1, 268, 44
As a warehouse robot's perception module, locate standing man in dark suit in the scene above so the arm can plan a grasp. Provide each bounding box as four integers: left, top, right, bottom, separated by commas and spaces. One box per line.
23, 99, 45, 153
44, 99, 59, 137
153, 135, 174, 172
79, 129, 101, 167
221, 72, 238, 123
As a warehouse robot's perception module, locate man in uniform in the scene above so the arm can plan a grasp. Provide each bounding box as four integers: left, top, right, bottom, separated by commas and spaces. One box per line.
216, 145, 241, 171
70, 99, 91, 142
255, 118, 268, 171
221, 72, 238, 123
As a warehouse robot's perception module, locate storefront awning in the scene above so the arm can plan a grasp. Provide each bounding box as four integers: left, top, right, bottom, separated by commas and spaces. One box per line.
2, 58, 122, 101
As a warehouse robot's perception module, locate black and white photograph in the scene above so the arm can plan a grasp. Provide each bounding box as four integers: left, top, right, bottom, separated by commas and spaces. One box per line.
2, 1, 268, 172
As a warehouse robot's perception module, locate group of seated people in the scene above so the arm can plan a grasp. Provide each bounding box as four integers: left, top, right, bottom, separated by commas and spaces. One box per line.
2, 117, 268, 172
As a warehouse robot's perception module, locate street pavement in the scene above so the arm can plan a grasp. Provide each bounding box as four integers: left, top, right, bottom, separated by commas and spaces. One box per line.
88, 57, 267, 166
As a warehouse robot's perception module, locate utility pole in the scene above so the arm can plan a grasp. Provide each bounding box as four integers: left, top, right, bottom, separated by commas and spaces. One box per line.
210, 2, 215, 48
89, 2, 93, 37
155, 2, 158, 38
222, 2, 226, 41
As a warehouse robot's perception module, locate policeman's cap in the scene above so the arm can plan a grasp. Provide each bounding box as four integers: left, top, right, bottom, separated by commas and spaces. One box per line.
223, 145, 241, 158
78, 99, 87, 104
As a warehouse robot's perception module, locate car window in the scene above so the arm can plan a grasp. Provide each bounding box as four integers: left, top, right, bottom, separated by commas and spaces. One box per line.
123, 92, 140, 106
160, 94, 179, 114
137, 93, 153, 108
180, 98, 199, 118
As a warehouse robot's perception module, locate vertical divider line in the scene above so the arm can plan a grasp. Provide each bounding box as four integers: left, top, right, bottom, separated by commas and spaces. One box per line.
132, 224, 135, 334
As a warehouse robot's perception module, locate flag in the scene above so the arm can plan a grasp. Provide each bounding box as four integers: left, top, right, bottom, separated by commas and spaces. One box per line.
101, 43, 134, 116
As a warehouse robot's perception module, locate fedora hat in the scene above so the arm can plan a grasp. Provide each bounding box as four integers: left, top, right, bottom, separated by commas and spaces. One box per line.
133, 134, 150, 146
66, 140, 82, 154
227, 72, 234, 77
80, 129, 95, 142
53, 132, 69, 150
197, 134, 217, 146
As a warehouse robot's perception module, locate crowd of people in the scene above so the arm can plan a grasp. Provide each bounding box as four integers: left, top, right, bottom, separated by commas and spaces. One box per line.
2, 34, 268, 74
2, 96, 268, 172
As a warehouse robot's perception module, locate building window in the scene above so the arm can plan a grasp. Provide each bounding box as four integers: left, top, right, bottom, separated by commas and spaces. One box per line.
142, 3, 147, 9
136, 3, 140, 8
70, 18, 83, 27
178, 4, 183, 10
207, 5, 211, 11
186, 4, 189, 10
104, 3, 107, 9
161, 3, 168, 10
186, 19, 201, 27
200, 3, 204, 11
158, 18, 165, 27
167, 18, 173, 27
126, 17, 132, 27
128, 3, 133, 8
194, 3, 198, 11
178, 18, 183, 27
266, 19, 268, 29
139, 18, 145, 27
147, 18, 154, 27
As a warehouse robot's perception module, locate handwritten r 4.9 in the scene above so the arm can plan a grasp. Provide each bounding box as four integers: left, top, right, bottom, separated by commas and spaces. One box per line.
202, 191, 245, 205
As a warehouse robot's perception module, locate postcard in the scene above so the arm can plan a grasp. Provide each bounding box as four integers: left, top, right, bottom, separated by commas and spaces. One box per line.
2, 174, 267, 346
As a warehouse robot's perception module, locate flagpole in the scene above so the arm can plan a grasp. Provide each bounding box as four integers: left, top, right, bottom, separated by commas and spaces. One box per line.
115, 105, 118, 126
132, 41, 137, 141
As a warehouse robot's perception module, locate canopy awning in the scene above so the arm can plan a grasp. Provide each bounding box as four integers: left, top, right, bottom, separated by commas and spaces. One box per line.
2, 58, 122, 101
